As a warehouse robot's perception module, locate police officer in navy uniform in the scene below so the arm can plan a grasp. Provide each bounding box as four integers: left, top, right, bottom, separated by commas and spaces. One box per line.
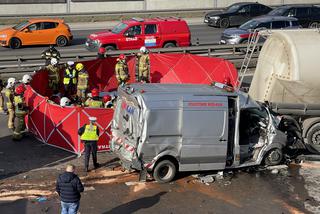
78, 117, 100, 172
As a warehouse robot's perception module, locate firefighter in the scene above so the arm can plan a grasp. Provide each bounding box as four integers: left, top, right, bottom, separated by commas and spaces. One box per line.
41, 45, 61, 66
76, 63, 89, 103
84, 88, 103, 108
78, 117, 100, 172
0, 78, 4, 113
115, 54, 129, 86
63, 61, 77, 97
103, 95, 113, 108
4, 78, 16, 130
46, 58, 60, 93
137, 46, 150, 83
12, 84, 28, 141
97, 47, 106, 59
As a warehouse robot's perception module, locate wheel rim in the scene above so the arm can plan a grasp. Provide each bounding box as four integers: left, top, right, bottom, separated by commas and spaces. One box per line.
311, 130, 320, 146
158, 165, 172, 180
268, 150, 281, 163
221, 19, 229, 28
310, 22, 318, 28
57, 37, 67, 46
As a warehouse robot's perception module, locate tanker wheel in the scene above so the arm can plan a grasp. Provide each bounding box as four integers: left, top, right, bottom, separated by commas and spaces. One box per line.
264, 148, 283, 166
306, 125, 320, 154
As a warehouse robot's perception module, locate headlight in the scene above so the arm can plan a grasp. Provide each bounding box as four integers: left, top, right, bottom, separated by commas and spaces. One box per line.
0, 34, 7, 38
209, 16, 220, 20
94, 40, 101, 47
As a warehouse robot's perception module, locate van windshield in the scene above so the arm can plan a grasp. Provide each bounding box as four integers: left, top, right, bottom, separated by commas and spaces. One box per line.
12, 21, 30, 30
111, 22, 128, 34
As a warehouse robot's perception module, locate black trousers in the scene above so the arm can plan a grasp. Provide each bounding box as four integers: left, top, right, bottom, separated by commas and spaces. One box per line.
84, 141, 98, 170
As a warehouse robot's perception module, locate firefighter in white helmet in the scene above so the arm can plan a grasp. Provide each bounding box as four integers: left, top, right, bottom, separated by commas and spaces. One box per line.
137, 46, 150, 83
4, 78, 16, 129
60, 97, 72, 107
46, 58, 60, 93
0, 77, 4, 113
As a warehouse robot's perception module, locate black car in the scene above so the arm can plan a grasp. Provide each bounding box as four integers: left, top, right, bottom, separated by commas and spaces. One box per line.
204, 2, 272, 28
268, 5, 320, 28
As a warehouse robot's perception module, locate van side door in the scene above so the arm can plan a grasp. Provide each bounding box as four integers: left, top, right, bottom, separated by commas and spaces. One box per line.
122, 24, 144, 49
180, 97, 229, 171
143, 23, 161, 48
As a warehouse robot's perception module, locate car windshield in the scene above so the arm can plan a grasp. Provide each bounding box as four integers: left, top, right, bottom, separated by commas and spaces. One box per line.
240, 20, 259, 30
111, 22, 128, 34
226, 4, 241, 13
268, 8, 287, 16
12, 21, 30, 30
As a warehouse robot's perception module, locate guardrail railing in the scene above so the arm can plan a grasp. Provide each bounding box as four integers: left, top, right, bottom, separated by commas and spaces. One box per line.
0, 43, 262, 75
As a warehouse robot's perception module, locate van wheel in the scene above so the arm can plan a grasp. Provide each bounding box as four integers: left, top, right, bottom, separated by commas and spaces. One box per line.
163, 42, 176, 48
153, 160, 176, 183
219, 18, 230, 28
105, 45, 116, 51
306, 125, 320, 154
264, 148, 283, 166
9, 38, 21, 49
309, 22, 319, 28
56, 36, 68, 47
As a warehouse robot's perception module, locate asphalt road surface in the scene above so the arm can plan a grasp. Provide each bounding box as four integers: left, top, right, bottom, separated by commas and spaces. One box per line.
0, 24, 224, 58
0, 114, 319, 214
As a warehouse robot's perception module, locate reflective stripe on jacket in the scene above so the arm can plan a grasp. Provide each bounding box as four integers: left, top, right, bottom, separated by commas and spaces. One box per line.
63, 68, 77, 85
77, 71, 89, 90
4, 88, 14, 109
80, 125, 99, 141
85, 98, 103, 108
115, 61, 129, 80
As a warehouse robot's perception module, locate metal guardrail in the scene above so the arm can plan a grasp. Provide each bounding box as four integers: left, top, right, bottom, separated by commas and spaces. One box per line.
0, 43, 262, 75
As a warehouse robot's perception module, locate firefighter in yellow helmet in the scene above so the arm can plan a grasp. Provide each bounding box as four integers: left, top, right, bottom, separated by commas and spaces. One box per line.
63, 61, 77, 97
76, 63, 89, 103
78, 117, 100, 172
46, 58, 60, 93
115, 54, 129, 86
84, 88, 103, 108
13, 84, 28, 141
4, 78, 16, 129
137, 46, 150, 83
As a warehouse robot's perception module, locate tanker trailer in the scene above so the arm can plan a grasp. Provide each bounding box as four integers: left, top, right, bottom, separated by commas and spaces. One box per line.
249, 29, 320, 154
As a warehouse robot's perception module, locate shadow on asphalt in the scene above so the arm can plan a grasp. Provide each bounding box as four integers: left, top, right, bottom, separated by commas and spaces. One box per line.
0, 134, 76, 180
103, 192, 167, 214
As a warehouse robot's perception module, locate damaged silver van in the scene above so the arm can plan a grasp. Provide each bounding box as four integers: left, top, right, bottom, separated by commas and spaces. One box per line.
110, 84, 287, 183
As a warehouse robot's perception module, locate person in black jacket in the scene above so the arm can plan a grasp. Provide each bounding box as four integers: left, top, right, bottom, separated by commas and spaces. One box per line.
56, 164, 84, 214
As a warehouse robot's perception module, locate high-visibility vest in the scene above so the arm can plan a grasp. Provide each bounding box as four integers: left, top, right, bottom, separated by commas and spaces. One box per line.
80, 125, 99, 141
14, 95, 27, 115
115, 61, 129, 80
63, 68, 77, 85
77, 71, 89, 90
4, 88, 14, 109
85, 98, 103, 108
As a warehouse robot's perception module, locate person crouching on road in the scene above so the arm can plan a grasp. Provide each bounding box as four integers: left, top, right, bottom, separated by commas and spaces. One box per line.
115, 54, 129, 86
13, 85, 28, 141
78, 117, 100, 172
56, 164, 84, 214
84, 88, 103, 108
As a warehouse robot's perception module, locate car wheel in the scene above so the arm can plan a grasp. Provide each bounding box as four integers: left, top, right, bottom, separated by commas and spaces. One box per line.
264, 148, 283, 166
306, 125, 320, 154
105, 45, 116, 51
309, 22, 319, 28
219, 18, 230, 28
9, 38, 21, 49
56, 36, 68, 47
153, 160, 176, 183
163, 42, 176, 48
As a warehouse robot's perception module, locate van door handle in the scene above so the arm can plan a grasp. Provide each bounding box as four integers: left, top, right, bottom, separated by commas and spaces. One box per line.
219, 138, 227, 142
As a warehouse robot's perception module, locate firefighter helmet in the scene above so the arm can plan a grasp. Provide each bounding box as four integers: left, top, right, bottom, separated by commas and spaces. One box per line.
103, 95, 112, 103
140, 46, 147, 53
15, 84, 26, 95
7, 77, 16, 88
91, 88, 99, 97
60, 97, 71, 107
50, 58, 58, 66
118, 54, 126, 60
22, 74, 32, 84
67, 61, 74, 67
76, 63, 84, 71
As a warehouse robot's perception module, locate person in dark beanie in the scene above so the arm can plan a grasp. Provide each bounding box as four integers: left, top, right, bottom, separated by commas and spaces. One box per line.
56, 164, 84, 214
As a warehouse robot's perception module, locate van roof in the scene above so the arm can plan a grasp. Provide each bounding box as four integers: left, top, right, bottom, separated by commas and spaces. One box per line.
123, 17, 185, 24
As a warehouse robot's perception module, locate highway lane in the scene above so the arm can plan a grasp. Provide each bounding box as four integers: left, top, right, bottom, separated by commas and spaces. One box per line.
0, 24, 224, 58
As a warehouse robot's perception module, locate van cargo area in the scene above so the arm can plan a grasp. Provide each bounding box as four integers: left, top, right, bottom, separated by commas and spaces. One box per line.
111, 83, 287, 183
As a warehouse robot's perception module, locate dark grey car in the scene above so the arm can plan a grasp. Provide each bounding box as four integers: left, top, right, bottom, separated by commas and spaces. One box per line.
220, 16, 300, 45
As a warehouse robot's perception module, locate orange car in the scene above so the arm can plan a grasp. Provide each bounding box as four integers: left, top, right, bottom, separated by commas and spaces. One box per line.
0, 18, 73, 49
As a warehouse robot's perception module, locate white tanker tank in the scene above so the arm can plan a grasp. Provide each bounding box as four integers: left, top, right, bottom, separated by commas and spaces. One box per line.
249, 29, 320, 153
